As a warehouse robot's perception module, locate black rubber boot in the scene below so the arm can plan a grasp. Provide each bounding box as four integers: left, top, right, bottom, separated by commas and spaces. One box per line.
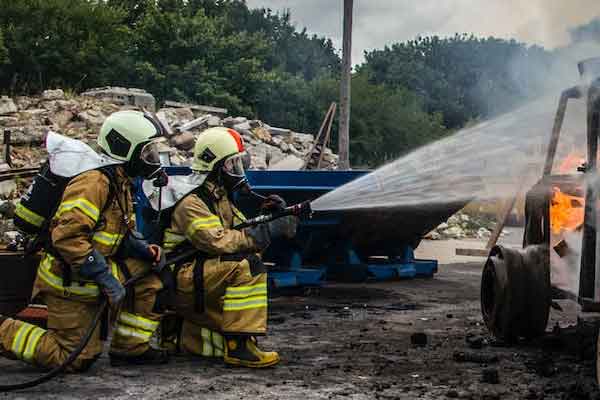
224, 335, 279, 368
109, 347, 169, 367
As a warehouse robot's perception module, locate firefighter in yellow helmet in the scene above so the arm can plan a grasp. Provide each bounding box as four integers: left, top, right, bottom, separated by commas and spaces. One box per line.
0, 111, 169, 371
162, 127, 296, 368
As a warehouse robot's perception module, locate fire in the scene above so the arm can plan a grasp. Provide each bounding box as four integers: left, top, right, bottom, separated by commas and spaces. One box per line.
550, 187, 584, 234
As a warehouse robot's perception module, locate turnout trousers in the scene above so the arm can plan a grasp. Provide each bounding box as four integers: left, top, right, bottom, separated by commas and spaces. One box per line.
0, 257, 162, 371
173, 256, 268, 357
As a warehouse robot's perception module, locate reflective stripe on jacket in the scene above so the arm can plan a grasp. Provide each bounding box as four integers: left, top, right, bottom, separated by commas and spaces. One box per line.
165, 182, 257, 256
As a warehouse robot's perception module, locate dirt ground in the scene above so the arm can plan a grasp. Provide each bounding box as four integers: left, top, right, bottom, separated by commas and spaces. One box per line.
1, 243, 600, 399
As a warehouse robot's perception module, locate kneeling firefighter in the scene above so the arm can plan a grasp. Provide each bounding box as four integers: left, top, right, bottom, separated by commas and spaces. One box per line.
0, 110, 169, 371
158, 127, 297, 368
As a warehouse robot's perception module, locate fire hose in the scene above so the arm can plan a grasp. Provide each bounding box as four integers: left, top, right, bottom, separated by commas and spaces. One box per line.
0, 200, 311, 392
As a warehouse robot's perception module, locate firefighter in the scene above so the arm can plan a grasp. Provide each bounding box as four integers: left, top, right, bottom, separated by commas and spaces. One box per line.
162, 127, 296, 368
0, 110, 169, 371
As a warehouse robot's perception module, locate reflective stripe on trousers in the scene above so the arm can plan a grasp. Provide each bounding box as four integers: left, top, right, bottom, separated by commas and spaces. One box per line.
223, 283, 268, 311
11, 322, 46, 363
113, 312, 159, 343
201, 328, 224, 357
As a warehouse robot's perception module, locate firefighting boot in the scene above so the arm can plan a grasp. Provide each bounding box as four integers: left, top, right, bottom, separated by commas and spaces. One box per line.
109, 347, 170, 367
224, 336, 280, 368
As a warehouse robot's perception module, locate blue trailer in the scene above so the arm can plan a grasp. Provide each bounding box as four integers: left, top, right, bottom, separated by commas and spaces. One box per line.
135, 168, 461, 288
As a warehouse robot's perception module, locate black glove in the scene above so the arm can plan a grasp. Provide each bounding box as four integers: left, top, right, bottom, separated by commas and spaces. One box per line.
266, 215, 298, 240
80, 249, 125, 306
261, 194, 286, 213
119, 230, 155, 262
152, 249, 167, 273
246, 224, 271, 250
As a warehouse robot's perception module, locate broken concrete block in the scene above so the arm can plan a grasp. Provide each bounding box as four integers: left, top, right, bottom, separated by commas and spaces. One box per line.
82, 87, 156, 111
170, 131, 196, 151
77, 110, 105, 128
177, 116, 209, 133
233, 121, 251, 132
0, 97, 17, 115
0, 180, 17, 197
251, 126, 271, 142
42, 89, 65, 100
0, 117, 18, 127
52, 110, 74, 127
268, 126, 291, 137
163, 100, 227, 116
268, 155, 304, 170
207, 115, 221, 127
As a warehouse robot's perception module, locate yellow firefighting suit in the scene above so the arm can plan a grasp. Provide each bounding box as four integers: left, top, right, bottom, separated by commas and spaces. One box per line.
163, 182, 267, 357
0, 167, 162, 371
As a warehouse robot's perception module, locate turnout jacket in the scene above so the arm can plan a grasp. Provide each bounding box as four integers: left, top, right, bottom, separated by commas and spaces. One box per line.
35, 166, 135, 300
163, 181, 259, 255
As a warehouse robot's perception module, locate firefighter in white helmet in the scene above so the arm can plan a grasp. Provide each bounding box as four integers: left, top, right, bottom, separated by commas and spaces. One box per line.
162, 127, 296, 367
0, 111, 169, 370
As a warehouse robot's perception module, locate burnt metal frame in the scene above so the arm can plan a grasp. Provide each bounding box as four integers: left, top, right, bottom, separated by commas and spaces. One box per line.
536, 78, 600, 300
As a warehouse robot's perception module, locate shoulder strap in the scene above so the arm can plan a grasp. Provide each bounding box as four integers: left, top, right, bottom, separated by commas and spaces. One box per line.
191, 186, 218, 215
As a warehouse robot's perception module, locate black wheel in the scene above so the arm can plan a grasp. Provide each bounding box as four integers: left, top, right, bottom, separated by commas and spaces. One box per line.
481, 245, 550, 342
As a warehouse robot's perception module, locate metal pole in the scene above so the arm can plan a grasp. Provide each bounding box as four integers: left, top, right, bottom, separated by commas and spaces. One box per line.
338, 0, 353, 170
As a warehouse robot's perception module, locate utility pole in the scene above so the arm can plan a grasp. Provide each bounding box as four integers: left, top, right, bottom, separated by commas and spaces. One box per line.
338, 0, 353, 170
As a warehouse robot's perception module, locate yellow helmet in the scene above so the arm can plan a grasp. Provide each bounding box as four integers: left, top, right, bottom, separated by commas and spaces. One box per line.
192, 127, 248, 192
98, 110, 163, 178
192, 127, 245, 172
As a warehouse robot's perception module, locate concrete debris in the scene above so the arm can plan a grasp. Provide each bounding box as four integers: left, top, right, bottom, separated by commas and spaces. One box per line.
82, 87, 156, 111
0, 180, 16, 197
0, 87, 338, 206
42, 89, 65, 100
0, 96, 18, 115
426, 211, 498, 240
164, 100, 227, 116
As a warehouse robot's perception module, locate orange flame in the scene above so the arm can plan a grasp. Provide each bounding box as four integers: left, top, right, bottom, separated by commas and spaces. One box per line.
550, 187, 584, 234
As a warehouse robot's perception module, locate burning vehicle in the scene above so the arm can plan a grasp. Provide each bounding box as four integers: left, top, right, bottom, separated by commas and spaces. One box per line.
481, 58, 600, 378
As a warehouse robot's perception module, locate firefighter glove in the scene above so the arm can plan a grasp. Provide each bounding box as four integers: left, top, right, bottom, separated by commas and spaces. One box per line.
245, 224, 271, 250
261, 194, 286, 213
80, 249, 125, 306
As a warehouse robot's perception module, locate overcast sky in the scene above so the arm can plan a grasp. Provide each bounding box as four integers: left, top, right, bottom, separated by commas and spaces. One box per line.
245, 0, 600, 65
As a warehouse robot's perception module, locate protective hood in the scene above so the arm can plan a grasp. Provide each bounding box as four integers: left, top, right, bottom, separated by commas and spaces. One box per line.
47, 131, 123, 177
143, 173, 208, 211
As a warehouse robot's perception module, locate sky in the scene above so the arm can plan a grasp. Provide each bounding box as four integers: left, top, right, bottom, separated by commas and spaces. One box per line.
245, 0, 600, 65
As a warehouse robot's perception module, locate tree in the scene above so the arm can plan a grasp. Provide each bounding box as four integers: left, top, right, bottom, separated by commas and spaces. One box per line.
348, 73, 447, 166
0, 30, 8, 65
0, 0, 130, 93
361, 34, 552, 128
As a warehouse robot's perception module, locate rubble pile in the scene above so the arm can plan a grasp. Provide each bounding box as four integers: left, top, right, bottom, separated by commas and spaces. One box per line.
425, 211, 504, 240
0, 87, 339, 171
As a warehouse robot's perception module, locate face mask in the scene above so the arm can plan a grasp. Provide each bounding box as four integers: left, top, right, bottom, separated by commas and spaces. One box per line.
221, 153, 248, 193
126, 140, 162, 179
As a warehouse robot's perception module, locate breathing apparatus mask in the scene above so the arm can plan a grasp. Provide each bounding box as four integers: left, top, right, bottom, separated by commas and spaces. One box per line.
220, 152, 250, 193
125, 139, 162, 180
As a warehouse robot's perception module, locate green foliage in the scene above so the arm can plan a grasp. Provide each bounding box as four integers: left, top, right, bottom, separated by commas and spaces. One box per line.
361, 34, 552, 128
0, 0, 130, 92
349, 73, 448, 166
0, 29, 8, 65
0, 1, 567, 167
